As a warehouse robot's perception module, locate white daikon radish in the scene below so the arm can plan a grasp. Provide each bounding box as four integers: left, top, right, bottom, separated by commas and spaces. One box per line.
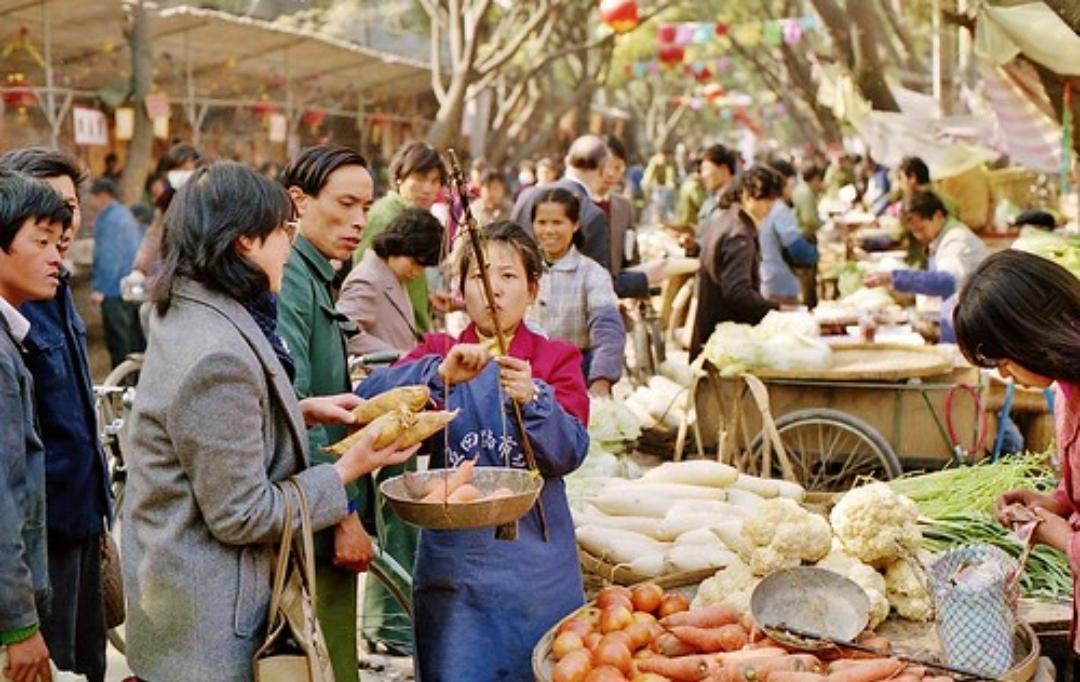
726, 488, 767, 510
674, 528, 726, 547
773, 479, 806, 501
621, 553, 668, 577
607, 482, 727, 501
666, 499, 749, 519
575, 525, 667, 565
642, 460, 739, 488
666, 544, 739, 572
658, 515, 743, 542
588, 490, 679, 518
732, 473, 779, 498
573, 510, 665, 539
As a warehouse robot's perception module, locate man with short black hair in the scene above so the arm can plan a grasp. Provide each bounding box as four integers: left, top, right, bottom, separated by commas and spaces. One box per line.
0, 148, 110, 682
513, 134, 649, 298
89, 177, 144, 368
0, 167, 73, 682
278, 144, 374, 682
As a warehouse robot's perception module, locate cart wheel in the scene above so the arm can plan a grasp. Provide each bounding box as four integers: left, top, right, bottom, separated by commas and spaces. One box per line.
750, 408, 901, 491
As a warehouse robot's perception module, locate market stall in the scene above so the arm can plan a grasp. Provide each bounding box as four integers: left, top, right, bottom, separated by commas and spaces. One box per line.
554, 457, 1073, 681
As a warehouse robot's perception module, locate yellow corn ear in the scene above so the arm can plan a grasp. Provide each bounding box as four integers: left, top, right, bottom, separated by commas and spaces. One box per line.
351, 385, 430, 425
395, 409, 459, 449
323, 408, 415, 457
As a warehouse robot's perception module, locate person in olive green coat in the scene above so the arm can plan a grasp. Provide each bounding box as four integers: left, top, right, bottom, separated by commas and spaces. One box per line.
278, 146, 376, 682
352, 141, 446, 334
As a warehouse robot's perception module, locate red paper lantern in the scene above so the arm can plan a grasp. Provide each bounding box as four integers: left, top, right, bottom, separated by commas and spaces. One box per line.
301, 108, 327, 130
695, 67, 713, 84
599, 0, 638, 33
658, 43, 685, 67
657, 23, 677, 44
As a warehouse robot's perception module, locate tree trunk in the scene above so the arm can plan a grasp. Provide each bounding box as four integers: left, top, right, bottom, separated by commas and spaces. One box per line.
847, 0, 900, 112
119, 0, 154, 205
426, 70, 470, 149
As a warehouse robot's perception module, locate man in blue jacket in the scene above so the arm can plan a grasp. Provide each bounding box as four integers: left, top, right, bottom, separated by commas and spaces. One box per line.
0, 168, 73, 682
88, 178, 145, 368
1, 148, 112, 682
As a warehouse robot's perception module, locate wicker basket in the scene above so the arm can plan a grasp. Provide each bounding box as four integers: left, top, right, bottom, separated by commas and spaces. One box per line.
533, 570, 709, 681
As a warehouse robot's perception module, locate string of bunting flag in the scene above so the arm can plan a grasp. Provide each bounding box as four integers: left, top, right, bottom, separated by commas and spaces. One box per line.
633, 14, 822, 75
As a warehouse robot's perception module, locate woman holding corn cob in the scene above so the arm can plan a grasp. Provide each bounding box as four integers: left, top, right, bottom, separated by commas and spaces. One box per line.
120, 163, 421, 682
954, 249, 1080, 655
357, 221, 590, 681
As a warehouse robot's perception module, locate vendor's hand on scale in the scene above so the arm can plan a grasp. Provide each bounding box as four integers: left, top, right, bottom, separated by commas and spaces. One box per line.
437, 343, 539, 405
302, 393, 423, 486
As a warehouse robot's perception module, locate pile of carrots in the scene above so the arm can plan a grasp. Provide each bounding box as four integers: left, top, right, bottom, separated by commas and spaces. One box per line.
549, 584, 958, 682
404, 459, 515, 504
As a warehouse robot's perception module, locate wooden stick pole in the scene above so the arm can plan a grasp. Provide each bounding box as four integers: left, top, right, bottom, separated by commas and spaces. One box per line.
446, 149, 548, 542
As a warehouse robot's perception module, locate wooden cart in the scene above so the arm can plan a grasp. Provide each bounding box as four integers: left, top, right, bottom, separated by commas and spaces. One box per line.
675, 345, 990, 490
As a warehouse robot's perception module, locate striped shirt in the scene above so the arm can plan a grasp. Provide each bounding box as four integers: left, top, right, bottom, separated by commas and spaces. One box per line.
530, 246, 626, 384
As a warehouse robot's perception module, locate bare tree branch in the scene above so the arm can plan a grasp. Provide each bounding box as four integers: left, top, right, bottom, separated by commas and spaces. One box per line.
476, 0, 552, 76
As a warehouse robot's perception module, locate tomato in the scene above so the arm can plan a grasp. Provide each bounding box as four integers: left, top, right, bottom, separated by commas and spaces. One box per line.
630, 584, 664, 614
593, 640, 632, 675
600, 605, 634, 633
657, 592, 690, 618
553, 649, 592, 682
624, 622, 652, 651
559, 617, 594, 639
585, 663, 629, 681
553, 631, 585, 660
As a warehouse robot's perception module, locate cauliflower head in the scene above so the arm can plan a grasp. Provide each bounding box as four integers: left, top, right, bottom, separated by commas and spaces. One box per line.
740, 498, 832, 575
884, 558, 934, 621
830, 482, 921, 567
815, 545, 890, 629
692, 557, 761, 613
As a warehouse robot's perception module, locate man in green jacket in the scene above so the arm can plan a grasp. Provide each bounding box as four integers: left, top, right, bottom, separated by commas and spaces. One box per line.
279, 145, 375, 682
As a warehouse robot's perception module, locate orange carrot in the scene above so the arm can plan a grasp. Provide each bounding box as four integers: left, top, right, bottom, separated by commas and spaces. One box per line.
922, 677, 954, 682
716, 654, 825, 682
653, 632, 698, 657
446, 483, 481, 502
889, 675, 921, 682
825, 658, 904, 682
635, 655, 712, 681
902, 666, 926, 678
669, 625, 748, 653
661, 605, 739, 629
768, 673, 828, 682
421, 459, 476, 501
712, 647, 788, 666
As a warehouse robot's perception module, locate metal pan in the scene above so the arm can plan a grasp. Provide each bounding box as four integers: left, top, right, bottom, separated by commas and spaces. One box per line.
380, 467, 543, 531
750, 566, 871, 649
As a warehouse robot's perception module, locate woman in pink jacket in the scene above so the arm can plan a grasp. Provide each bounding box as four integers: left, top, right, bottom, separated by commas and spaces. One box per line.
954, 249, 1080, 652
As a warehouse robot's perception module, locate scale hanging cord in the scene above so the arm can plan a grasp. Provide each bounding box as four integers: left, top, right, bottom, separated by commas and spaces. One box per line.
446, 148, 549, 542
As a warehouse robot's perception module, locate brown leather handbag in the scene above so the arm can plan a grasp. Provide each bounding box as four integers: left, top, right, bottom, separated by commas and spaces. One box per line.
253, 479, 334, 682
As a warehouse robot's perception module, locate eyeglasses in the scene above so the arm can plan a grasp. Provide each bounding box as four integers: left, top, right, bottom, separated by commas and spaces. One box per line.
282, 219, 301, 244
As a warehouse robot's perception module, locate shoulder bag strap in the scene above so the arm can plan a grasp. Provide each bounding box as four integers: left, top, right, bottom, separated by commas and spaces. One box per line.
285, 478, 318, 604
266, 482, 295, 624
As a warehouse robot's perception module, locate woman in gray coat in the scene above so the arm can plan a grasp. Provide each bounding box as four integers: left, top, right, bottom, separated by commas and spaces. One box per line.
122, 163, 418, 682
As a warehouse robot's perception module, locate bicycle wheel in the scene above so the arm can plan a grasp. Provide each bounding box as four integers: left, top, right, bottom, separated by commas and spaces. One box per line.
749, 408, 901, 492
98, 357, 141, 656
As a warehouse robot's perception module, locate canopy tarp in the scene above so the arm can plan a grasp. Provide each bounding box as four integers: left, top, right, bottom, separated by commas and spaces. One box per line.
974, 1, 1080, 77
0, 1, 433, 99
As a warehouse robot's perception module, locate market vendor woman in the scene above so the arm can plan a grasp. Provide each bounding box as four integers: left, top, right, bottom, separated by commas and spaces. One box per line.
953, 249, 1080, 653
357, 220, 590, 680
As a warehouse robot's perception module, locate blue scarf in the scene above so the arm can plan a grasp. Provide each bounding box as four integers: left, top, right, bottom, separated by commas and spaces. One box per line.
240, 292, 295, 382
